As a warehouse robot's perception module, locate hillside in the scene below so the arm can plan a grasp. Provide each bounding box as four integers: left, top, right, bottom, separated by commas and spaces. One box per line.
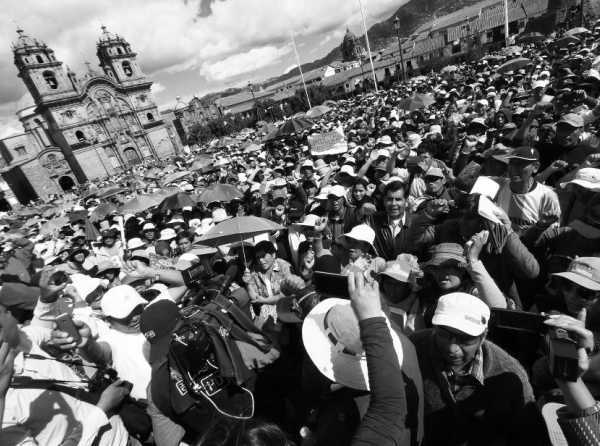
262, 0, 482, 87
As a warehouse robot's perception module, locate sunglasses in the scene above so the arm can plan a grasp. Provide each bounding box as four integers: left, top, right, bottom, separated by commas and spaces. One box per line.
559, 280, 599, 301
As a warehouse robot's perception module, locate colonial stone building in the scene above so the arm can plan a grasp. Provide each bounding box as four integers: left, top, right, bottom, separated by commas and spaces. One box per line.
2, 26, 181, 204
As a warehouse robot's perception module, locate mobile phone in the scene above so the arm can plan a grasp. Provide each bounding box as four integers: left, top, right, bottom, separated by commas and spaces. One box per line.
313, 271, 349, 299
55, 313, 82, 345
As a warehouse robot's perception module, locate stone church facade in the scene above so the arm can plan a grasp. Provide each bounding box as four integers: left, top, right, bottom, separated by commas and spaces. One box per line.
1, 26, 180, 204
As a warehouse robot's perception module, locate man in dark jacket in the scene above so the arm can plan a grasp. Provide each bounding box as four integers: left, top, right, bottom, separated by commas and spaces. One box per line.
409, 292, 546, 446
365, 180, 412, 260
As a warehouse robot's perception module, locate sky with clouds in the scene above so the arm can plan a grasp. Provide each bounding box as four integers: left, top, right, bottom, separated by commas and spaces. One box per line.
0, 0, 406, 138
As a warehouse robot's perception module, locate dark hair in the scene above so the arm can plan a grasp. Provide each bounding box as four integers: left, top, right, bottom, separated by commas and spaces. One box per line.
176, 230, 194, 244
353, 177, 369, 188
254, 241, 276, 258
382, 180, 406, 197
239, 421, 293, 446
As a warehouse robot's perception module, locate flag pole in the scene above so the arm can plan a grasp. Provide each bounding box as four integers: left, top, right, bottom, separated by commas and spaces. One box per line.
290, 30, 312, 110
503, 0, 510, 47
358, 0, 378, 93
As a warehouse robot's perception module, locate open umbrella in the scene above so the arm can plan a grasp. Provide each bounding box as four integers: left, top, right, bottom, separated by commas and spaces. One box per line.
516, 32, 545, 44
196, 216, 283, 247
441, 65, 458, 74
243, 143, 262, 154
40, 215, 69, 235
119, 195, 162, 214
14, 207, 41, 218
89, 202, 117, 223
497, 57, 531, 74
397, 94, 436, 111
197, 184, 243, 204
483, 54, 505, 63
552, 35, 580, 49
566, 27, 591, 37
98, 187, 128, 199
161, 171, 192, 186
156, 192, 196, 212
306, 105, 331, 119
267, 117, 314, 141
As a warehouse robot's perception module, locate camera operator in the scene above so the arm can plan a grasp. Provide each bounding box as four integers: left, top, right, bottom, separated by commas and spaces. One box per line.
0, 270, 132, 446
543, 311, 600, 445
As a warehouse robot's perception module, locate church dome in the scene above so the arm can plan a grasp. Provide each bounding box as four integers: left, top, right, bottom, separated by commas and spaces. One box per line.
12, 28, 45, 52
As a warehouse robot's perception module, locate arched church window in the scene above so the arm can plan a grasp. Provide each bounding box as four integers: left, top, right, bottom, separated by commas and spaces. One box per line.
24, 57, 29, 64
117, 47, 123, 55
122, 61, 133, 77
36, 55, 43, 63
146, 112, 155, 122
75, 130, 85, 142
43, 70, 58, 89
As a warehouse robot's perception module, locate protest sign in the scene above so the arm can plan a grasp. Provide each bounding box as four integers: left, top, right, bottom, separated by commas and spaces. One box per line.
308, 131, 348, 156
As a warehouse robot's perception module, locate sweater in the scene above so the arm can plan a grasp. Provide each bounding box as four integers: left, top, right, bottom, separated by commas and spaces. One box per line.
409, 330, 545, 446
352, 317, 420, 446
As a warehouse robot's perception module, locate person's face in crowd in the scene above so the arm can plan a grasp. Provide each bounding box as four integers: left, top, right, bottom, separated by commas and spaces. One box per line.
556, 123, 581, 148
109, 304, 145, 334
558, 278, 600, 316
539, 126, 556, 144
73, 252, 85, 263
249, 160, 257, 168
424, 175, 445, 196
143, 230, 155, 241
495, 113, 506, 128
304, 184, 317, 199
101, 269, 120, 284
434, 325, 485, 371
177, 236, 193, 253
429, 264, 464, 291
383, 188, 406, 219
353, 183, 367, 203
346, 238, 366, 262
327, 195, 344, 213
274, 204, 285, 217
380, 276, 411, 304
301, 167, 314, 181
103, 236, 116, 248
256, 250, 275, 273
508, 158, 538, 192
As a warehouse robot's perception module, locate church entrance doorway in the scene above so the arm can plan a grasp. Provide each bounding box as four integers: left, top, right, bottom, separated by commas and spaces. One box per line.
58, 175, 75, 191
123, 147, 141, 165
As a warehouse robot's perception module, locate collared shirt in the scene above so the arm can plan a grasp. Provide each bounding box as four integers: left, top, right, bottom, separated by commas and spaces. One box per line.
388, 214, 406, 238
441, 346, 485, 401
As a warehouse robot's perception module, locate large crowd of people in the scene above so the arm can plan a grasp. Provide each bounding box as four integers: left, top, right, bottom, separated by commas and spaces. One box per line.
2, 18, 600, 446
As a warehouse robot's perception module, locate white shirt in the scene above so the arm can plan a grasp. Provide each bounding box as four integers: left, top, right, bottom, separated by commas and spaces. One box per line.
2, 325, 129, 446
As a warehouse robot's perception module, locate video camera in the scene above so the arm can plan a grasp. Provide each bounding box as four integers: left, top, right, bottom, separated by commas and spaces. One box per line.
490, 309, 580, 381
182, 260, 239, 305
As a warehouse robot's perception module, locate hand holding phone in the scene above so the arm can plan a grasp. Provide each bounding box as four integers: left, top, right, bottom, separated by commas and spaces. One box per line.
53, 313, 82, 348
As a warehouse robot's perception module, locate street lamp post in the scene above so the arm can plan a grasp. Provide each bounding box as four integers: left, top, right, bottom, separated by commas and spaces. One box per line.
394, 16, 406, 83
248, 82, 261, 122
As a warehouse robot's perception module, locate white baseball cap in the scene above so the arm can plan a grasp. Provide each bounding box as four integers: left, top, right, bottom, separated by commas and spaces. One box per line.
432, 292, 490, 336
101, 285, 147, 319
560, 168, 600, 191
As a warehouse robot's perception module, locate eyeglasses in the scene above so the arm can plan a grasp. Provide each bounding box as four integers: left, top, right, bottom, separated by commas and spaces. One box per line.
559, 280, 599, 301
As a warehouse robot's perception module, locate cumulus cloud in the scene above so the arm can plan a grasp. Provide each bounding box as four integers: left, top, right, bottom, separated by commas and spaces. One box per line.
150, 82, 166, 95
0, 0, 405, 134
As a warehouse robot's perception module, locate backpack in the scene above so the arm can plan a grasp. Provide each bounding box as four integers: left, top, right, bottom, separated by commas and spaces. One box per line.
151, 295, 272, 434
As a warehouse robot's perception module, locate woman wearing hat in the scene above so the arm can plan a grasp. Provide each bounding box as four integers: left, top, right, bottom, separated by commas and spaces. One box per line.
96, 228, 124, 266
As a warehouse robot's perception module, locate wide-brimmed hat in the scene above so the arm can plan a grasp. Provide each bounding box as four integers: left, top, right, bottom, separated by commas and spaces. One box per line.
101, 285, 147, 319
142, 222, 156, 231
68, 247, 90, 261
560, 168, 600, 191
302, 298, 406, 390
95, 260, 121, 278
127, 237, 146, 250
336, 224, 376, 255
553, 257, 600, 291
159, 228, 177, 241
422, 243, 467, 269
380, 254, 423, 283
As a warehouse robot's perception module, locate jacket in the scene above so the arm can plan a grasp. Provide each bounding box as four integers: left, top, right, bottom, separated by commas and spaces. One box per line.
365, 212, 412, 260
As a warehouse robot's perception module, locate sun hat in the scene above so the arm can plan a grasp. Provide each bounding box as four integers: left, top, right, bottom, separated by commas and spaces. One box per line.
506, 146, 540, 162
142, 222, 156, 231
327, 185, 346, 198
376, 135, 393, 146
140, 298, 181, 364
560, 168, 600, 191
159, 228, 177, 241
301, 160, 315, 170
558, 113, 584, 128
337, 164, 357, 177
100, 284, 147, 319
315, 185, 332, 200
211, 208, 231, 223
422, 243, 467, 268
296, 214, 320, 228
553, 257, 600, 291
337, 224, 376, 254
272, 177, 287, 188
127, 237, 146, 250
431, 292, 490, 336
302, 298, 417, 390
424, 167, 444, 179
